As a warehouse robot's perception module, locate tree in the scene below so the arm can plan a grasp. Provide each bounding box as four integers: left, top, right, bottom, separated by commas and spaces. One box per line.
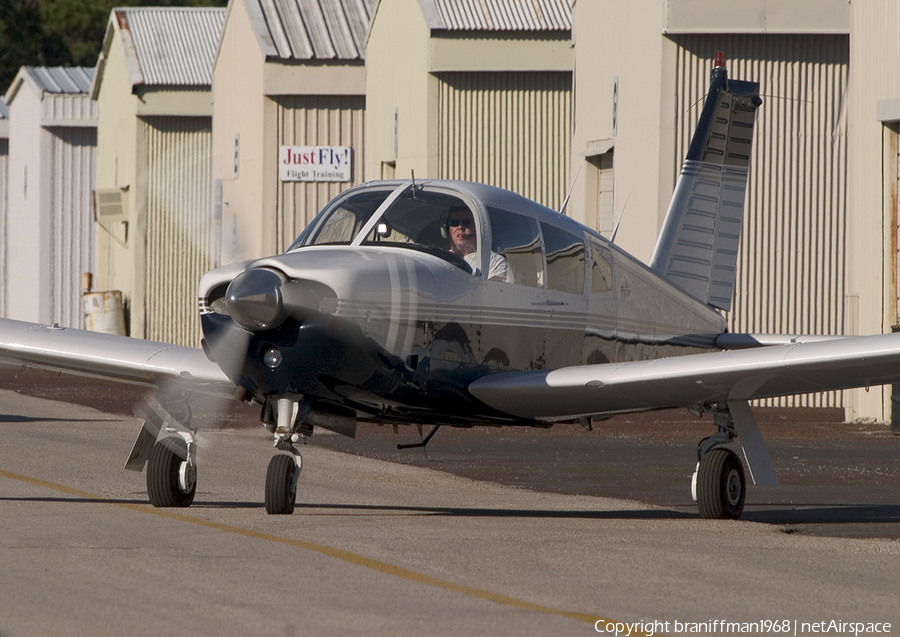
0, 0, 43, 92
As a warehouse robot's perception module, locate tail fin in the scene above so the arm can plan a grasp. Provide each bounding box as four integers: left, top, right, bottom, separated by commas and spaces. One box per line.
648, 57, 761, 311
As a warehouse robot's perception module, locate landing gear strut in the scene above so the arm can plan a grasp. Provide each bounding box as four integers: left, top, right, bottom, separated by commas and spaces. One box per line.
692, 404, 746, 520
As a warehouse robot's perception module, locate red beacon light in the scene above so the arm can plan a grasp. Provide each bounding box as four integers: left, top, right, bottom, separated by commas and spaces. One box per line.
714, 51, 726, 68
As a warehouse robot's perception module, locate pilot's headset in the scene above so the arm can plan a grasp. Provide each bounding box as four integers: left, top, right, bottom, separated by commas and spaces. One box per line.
440, 206, 469, 238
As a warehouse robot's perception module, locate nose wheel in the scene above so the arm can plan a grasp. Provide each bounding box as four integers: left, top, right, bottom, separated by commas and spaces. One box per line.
265, 452, 301, 514
694, 447, 745, 519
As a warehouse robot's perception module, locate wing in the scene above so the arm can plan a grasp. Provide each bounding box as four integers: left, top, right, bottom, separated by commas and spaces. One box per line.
468, 333, 900, 420
0, 318, 234, 397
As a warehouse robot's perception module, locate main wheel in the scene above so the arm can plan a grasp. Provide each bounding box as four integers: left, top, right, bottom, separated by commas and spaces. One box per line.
147, 436, 196, 508
265, 454, 297, 515
696, 448, 745, 520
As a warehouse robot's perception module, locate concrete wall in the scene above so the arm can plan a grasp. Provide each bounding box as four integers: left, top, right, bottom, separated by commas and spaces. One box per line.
94, 27, 142, 333
366, 0, 436, 181
569, 0, 672, 263
846, 2, 900, 422
213, 0, 269, 263
6, 82, 49, 323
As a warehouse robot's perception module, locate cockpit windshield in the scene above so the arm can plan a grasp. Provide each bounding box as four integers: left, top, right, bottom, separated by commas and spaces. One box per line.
287, 188, 392, 250
289, 184, 479, 274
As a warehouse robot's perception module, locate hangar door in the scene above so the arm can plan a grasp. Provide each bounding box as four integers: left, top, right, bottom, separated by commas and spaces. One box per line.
672, 34, 849, 407
437, 71, 571, 211
48, 127, 97, 330
0, 137, 8, 318
274, 95, 366, 252
142, 116, 213, 347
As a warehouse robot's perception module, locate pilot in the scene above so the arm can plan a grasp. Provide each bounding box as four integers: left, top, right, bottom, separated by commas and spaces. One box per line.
446, 206, 513, 283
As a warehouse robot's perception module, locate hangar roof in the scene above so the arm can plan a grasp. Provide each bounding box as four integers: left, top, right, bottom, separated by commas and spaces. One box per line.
420, 0, 572, 31
92, 7, 225, 98
248, 0, 377, 60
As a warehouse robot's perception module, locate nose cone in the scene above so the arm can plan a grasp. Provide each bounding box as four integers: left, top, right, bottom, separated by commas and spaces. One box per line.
225, 268, 286, 331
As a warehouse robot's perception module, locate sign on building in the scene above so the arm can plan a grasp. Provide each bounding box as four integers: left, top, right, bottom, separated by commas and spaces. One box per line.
280, 146, 352, 182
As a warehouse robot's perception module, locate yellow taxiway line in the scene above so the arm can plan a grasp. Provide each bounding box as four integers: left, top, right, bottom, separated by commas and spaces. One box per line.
0, 468, 657, 634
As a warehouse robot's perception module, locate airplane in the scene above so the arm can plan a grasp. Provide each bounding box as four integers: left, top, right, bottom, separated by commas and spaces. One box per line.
3, 57, 900, 519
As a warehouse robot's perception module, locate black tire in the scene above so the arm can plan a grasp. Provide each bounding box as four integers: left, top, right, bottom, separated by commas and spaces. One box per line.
696, 448, 745, 520
265, 454, 297, 515
147, 437, 196, 508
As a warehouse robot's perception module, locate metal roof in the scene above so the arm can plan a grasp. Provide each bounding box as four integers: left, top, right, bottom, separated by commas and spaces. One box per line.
422, 0, 572, 31
119, 7, 225, 86
250, 0, 377, 60
23, 67, 94, 94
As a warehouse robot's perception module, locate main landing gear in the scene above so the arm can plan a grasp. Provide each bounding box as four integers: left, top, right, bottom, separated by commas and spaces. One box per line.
264, 397, 305, 515
124, 391, 199, 508
691, 404, 746, 520
147, 435, 197, 507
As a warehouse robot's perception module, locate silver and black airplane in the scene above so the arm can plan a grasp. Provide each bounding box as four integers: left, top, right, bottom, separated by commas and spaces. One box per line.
3, 60, 900, 519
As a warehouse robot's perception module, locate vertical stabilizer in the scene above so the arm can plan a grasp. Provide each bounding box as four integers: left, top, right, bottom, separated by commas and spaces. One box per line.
649, 57, 761, 311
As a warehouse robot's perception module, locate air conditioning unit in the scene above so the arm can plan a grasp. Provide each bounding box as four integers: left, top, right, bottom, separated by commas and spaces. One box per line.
93, 188, 129, 223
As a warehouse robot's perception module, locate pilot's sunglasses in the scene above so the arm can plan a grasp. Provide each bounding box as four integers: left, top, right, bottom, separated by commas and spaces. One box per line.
448, 219, 474, 228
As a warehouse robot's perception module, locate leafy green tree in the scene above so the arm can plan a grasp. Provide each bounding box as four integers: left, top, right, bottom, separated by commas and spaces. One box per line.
0, 0, 43, 92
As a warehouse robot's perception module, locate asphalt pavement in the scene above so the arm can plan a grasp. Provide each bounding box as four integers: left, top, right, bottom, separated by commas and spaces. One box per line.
1, 381, 899, 637
2, 364, 899, 540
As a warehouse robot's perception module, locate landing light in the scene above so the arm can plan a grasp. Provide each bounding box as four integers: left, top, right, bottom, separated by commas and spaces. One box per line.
263, 347, 283, 370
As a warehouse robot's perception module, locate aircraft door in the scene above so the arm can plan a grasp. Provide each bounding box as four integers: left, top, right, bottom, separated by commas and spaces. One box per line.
481, 207, 545, 370
585, 241, 617, 365
538, 222, 589, 369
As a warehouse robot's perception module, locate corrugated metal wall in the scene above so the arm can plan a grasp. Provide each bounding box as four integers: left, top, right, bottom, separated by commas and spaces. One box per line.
0, 139, 8, 318
437, 71, 571, 210
671, 34, 849, 407
273, 95, 365, 252
142, 116, 213, 347
41, 93, 98, 123
48, 127, 96, 329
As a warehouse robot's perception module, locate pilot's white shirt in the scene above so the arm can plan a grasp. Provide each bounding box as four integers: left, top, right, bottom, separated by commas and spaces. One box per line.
464, 251, 513, 283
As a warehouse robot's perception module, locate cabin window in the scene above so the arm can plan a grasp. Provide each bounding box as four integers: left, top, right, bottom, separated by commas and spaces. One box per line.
485, 207, 542, 287
541, 222, 585, 294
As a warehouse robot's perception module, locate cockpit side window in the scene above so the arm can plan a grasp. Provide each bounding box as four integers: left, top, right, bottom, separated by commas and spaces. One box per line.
540, 222, 586, 295
485, 207, 541, 287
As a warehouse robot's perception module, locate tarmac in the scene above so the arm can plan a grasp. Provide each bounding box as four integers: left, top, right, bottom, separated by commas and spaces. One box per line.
1, 366, 899, 635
